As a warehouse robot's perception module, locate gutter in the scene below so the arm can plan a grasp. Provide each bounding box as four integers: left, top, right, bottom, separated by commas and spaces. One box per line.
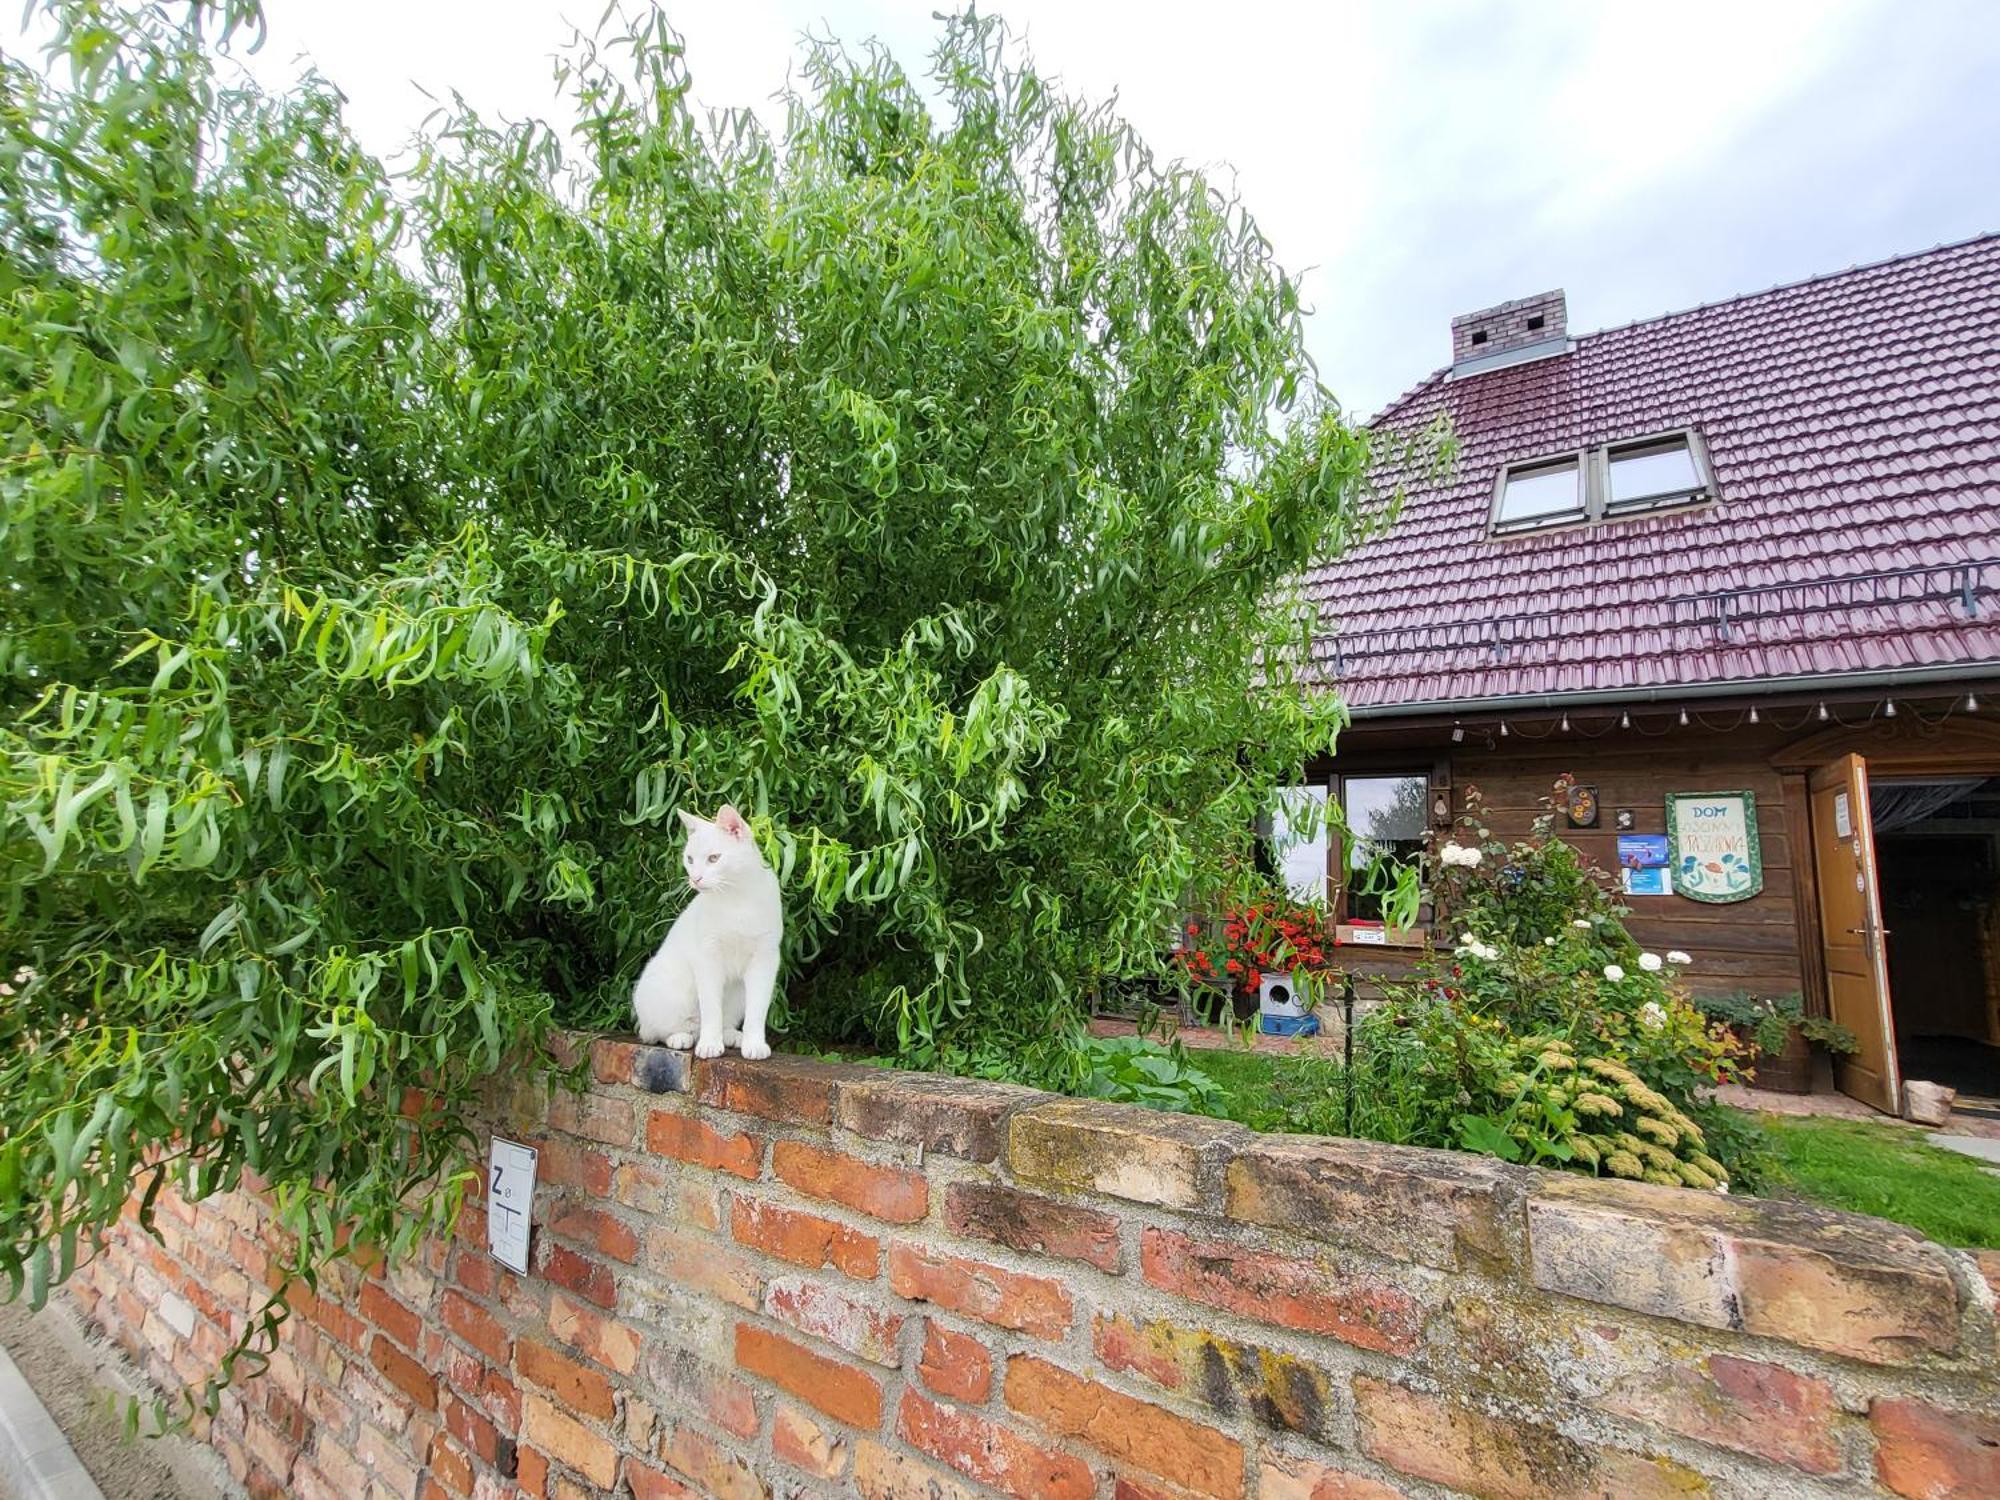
1343, 660, 2000, 722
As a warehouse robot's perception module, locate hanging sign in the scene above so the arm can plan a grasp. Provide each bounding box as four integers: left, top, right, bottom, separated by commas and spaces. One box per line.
1666, 791, 1763, 903
487, 1137, 539, 1274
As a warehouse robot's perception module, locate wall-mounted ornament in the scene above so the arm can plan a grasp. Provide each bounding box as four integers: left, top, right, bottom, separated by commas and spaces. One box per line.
1565, 784, 1600, 828
1614, 808, 1636, 831
1666, 790, 1763, 903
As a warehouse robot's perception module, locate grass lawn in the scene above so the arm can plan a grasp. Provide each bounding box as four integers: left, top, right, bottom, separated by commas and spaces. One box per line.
1162, 1041, 2000, 1249
1756, 1113, 2000, 1250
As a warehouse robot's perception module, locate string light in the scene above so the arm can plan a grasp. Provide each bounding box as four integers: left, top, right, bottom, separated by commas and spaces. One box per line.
1817, 702, 1830, 721
1747, 706, 1760, 724
1499, 721, 1509, 737
1968, 693, 1981, 713
1618, 710, 1631, 729
1559, 712, 1570, 733
1678, 707, 1690, 727
1883, 700, 1898, 718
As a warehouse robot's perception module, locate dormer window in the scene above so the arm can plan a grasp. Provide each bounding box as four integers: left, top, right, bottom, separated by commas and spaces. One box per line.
1490, 429, 1713, 537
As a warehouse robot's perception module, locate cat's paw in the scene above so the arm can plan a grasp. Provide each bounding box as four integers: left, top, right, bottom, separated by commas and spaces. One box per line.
721, 1028, 743, 1045
663, 1031, 695, 1050
694, 1033, 727, 1060
739, 1037, 772, 1061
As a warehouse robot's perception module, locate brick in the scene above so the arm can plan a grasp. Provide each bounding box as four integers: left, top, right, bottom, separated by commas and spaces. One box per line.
944, 1182, 1122, 1272
1226, 1133, 1524, 1272
774, 1402, 851, 1480
1005, 1354, 1244, 1500
773, 1139, 929, 1223
1256, 1455, 1405, 1500
853, 1439, 982, 1500
696, 1056, 843, 1123
516, 1444, 549, 1499
538, 1243, 616, 1309
368, 1333, 438, 1411
441, 1290, 510, 1367
735, 1321, 884, 1429
588, 1038, 641, 1086
732, 1198, 879, 1279
649, 1225, 763, 1310
626, 1459, 699, 1500
360, 1283, 423, 1351
1354, 1376, 1705, 1500
1605, 1353, 1842, 1475
1525, 1175, 1961, 1365
765, 1275, 905, 1365
661, 1424, 767, 1500
647, 1109, 763, 1179
547, 1290, 641, 1376
1977, 1250, 2000, 1359
648, 1347, 761, 1439
536, 1139, 613, 1196
427, 1432, 475, 1498
548, 1204, 640, 1264
443, 1391, 499, 1463
837, 1073, 1038, 1162
548, 1089, 638, 1148
919, 1321, 993, 1403
1009, 1098, 1248, 1210
1092, 1314, 1332, 1438
898, 1390, 1093, 1500
515, 1338, 615, 1421
1140, 1228, 1422, 1355
356, 1420, 421, 1497
612, 1158, 669, 1215
889, 1245, 1072, 1340
1872, 1397, 2000, 1499
521, 1395, 617, 1490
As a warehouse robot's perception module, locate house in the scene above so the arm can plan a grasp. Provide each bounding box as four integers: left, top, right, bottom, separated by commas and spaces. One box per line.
1293, 234, 2000, 1116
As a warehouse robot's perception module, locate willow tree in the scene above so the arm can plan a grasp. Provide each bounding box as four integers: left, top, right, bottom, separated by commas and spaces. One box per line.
1, 0, 1392, 1310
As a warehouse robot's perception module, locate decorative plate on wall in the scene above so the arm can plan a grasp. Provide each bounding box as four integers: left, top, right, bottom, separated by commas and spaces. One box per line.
1565, 783, 1599, 828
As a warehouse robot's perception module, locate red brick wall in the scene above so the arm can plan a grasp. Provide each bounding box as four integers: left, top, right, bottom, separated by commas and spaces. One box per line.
67, 1043, 2000, 1499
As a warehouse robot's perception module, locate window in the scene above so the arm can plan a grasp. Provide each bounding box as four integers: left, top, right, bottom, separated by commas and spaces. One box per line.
1339, 774, 1428, 923
1496, 456, 1583, 528
1270, 771, 1432, 934
1490, 429, 1713, 536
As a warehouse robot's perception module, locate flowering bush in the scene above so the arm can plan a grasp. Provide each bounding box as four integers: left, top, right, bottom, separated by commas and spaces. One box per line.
1178, 899, 1330, 993
1359, 774, 1758, 1187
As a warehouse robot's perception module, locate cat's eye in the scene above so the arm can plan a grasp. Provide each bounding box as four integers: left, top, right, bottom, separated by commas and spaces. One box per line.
706, 853, 720, 863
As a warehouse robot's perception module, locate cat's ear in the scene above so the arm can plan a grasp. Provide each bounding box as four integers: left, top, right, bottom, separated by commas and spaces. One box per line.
715, 804, 750, 840
676, 808, 705, 834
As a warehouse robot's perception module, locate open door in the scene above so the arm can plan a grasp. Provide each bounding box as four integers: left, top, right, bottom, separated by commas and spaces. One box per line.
1809, 753, 1901, 1114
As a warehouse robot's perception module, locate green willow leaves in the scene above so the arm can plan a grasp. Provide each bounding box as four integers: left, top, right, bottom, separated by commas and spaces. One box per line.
1, 0, 1403, 1319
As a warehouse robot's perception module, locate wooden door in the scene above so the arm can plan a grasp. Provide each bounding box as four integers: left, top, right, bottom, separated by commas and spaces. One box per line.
1809, 754, 1900, 1114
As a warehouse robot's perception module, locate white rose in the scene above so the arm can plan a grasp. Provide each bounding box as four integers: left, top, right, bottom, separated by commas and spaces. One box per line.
1638, 953, 1662, 973
1603, 964, 1626, 983
1667, 950, 1692, 965
1571, 919, 1592, 930
1639, 1001, 1667, 1030
1459, 932, 1476, 946
1476, 942, 1500, 961
1542, 936, 1557, 947
1460, 847, 1483, 867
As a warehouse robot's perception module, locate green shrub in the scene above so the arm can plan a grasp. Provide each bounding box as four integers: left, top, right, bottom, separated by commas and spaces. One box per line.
1, 0, 1438, 1367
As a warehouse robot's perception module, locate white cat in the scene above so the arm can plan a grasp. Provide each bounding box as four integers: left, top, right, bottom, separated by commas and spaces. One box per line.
632, 805, 783, 1060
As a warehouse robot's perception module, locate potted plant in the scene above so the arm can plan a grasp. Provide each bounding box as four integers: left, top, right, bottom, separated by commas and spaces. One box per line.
1691, 991, 1857, 1093
1177, 899, 1331, 1031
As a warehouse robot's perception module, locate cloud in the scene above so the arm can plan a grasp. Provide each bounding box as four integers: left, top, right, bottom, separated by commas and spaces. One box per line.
250, 0, 2000, 417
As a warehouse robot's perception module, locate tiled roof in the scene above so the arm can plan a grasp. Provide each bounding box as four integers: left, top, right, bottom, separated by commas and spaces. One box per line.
1309, 234, 2000, 713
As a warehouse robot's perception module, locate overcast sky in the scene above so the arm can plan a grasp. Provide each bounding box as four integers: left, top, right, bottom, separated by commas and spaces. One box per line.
246, 0, 2000, 419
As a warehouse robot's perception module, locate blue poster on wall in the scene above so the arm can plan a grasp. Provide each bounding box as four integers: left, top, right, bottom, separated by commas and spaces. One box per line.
1617, 834, 1670, 896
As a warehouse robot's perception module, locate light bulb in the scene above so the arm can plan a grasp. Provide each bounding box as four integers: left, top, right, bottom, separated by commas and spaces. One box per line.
1499, 721, 1509, 738
1559, 713, 1570, 733
1967, 693, 1981, 713
1817, 702, 1829, 721
1678, 707, 1690, 727
1748, 706, 1760, 724
1618, 710, 1631, 729
1884, 700, 1898, 718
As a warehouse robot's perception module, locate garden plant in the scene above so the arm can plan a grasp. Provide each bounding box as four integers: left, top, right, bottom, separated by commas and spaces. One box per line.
0, 0, 1448, 1384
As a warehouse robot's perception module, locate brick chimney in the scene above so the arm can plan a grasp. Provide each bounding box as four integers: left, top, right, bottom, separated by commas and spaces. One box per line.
1450, 289, 1569, 375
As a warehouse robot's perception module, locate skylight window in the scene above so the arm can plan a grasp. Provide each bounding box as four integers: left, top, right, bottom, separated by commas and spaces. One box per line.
1496, 458, 1583, 527
1489, 429, 1713, 537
